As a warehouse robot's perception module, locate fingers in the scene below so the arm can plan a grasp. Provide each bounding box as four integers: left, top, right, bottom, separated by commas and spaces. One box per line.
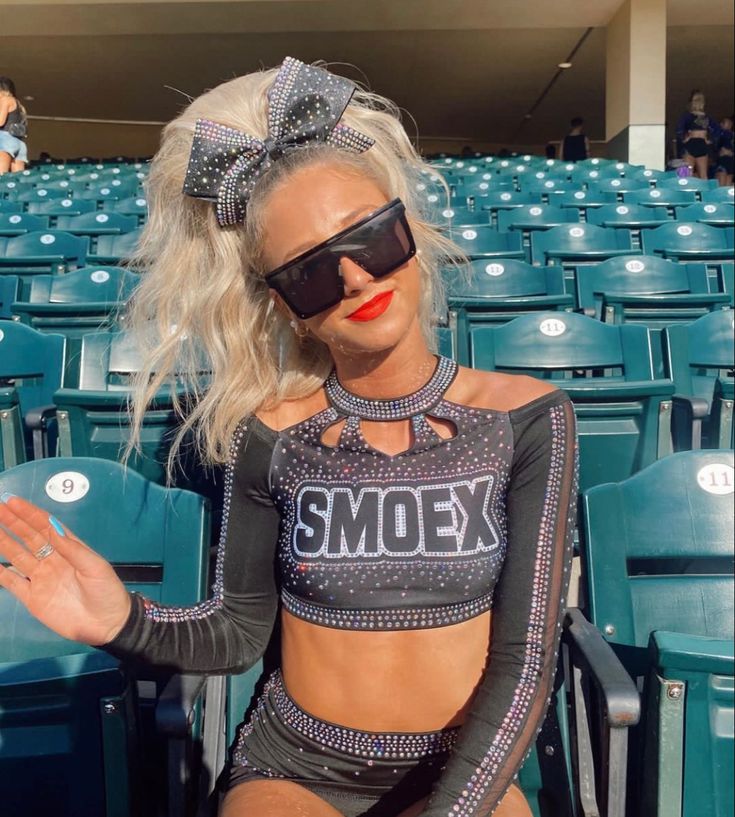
0, 523, 44, 577
0, 563, 31, 606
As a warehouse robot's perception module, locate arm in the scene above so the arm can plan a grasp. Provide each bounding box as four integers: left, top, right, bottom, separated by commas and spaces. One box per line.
676, 112, 692, 142
0, 98, 10, 128
102, 420, 281, 674
421, 391, 578, 817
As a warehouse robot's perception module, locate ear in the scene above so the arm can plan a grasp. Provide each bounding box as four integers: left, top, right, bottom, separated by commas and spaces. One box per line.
271, 291, 294, 321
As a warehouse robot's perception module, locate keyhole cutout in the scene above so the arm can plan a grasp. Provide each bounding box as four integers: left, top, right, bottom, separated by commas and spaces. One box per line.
321, 414, 457, 457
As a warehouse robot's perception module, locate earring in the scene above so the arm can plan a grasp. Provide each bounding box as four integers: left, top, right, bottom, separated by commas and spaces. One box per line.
290, 319, 308, 339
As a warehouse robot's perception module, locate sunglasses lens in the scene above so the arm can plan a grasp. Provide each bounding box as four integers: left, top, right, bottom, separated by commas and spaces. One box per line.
266, 200, 415, 319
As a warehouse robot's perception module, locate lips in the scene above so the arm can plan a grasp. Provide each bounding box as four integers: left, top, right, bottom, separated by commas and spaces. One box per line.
347, 290, 394, 322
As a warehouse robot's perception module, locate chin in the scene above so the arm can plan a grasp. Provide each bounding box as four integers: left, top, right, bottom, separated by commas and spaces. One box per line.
320, 313, 417, 357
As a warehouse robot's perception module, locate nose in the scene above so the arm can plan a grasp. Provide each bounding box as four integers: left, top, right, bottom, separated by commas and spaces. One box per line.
339, 257, 374, 296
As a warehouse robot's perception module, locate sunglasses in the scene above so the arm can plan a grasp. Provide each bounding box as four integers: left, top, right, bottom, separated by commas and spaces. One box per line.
265, 198, 416, 319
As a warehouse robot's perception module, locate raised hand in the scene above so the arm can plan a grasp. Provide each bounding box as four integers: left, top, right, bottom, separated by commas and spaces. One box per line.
0, 493, 131, 646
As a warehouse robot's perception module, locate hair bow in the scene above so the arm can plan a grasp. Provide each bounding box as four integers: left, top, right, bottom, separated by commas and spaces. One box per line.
182, 56, 375, 227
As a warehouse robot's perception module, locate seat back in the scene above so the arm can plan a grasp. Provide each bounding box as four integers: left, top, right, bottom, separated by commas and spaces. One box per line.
529, 223, 634, 267
497, 204, 579, 232
586, 204, 669, 227
470, 312, 674, 491
55, 212, 139, 236
675, 203, 734, 226
0, 274, 19, 320
641, 222, 733, 258
87, 229, 142, 265
0, 213, 50, 236
447, 225, 524, 260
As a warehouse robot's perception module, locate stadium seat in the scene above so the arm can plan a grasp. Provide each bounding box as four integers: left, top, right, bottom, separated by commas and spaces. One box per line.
106, 196, 149, 225
11, 266, 141, 385
0, 230, 89, 298
0, 456, 211, 817
86, 229, 143, 265
0, 200, 22, 214
26, 197, 98, 223
586, 203, 669, 229
582, 450, 734, 817
429, 206, 489, 231
662, 309, 734, 450
0, 212, 50, 237
55, 212, 139, 240
0, 321, 65, 467
446, 225, 524, 260
624, 188, 698, 210
701, 186, 735, 204
469, 312, 674, 492
14, 187, 73, 207
53, 330, 198, 486
589, 178, 650, 196
77, 180, 140, 201
0, 274, 19, 320
718, 262, 734, 305
656, 175, 718, 192
557, 189, 619, 211
674, 203, 734, 227
640, 222, 734, 263
629, 168, 668, 185
497, 204, 580, 234
443, 259, 573, 363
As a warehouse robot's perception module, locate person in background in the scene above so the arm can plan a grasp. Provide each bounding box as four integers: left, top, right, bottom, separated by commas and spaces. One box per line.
676, 90, 720, 180
561, 117, 589, 162
0, 76, 28, 174
714, 115, 734, 187
544, 142, 556, 160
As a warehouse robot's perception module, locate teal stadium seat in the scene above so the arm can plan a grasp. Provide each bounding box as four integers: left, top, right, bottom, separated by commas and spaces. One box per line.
0, 456, 211, 817
443, 260, 573, 364
11, 266, 141, 385
429, 206, 489, 231
55, 211, 139, 237
590, 178, 650, 197
630, 168, 668, 185
624, 188, 698, 211
469, 312, 674, 492
656, 175, 718, 193
86, 229, 143, 265
586, 203, 669, 229
53, 329, 197, 485
663, 309, 734, 450
27, 197, 97, 222
14, 187, 73, 207
0, 230, 89, 298
640, 222, 734, 263
0, 212, 50, 237
106, 196, 149, 225
582, 450, 734, 817
674, 203, 734, 227
77, 180, 140, 202
0, 321, 65, 467
557, 189, 618, 210
701, 186, 734, 204
446, 225, 524, 260
496, 204, 580, 235
0, 274, 19, 320
0, 200, 23, 214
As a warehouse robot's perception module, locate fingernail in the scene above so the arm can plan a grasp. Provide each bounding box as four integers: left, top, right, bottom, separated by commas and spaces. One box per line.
0, 492, 16, 503
49, 516, 66, 536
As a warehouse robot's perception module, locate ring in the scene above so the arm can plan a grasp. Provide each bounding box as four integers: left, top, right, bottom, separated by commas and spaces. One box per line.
34, 542, 55, 561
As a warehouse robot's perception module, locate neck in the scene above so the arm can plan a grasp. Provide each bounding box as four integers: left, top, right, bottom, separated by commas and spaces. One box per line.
330, 319, 437, 399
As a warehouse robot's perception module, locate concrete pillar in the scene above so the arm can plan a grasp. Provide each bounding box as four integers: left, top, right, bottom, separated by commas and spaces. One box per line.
606, 0, 667, 169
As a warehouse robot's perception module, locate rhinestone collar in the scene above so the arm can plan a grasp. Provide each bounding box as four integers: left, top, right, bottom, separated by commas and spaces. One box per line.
324, 356, 459, 421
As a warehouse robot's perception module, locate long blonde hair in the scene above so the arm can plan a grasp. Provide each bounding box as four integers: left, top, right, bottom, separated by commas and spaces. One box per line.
126, 61, 457, 473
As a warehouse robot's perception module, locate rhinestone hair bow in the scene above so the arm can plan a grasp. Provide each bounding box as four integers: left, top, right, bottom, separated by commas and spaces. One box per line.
182, 56, 375, 226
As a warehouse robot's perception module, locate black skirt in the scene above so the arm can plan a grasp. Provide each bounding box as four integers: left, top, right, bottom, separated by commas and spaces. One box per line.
222, 670, 460, 817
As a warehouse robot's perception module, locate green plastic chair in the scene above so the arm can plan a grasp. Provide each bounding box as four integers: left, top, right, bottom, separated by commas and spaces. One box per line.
558, 190, 618, 210
428, 206, 489, 231
718, 262, 734, 305
570, 166, 623, 185
14, 187, 72, 205
674, 203, 734, 227
446, 225, 524, 261
0, 230, 89, 295
624, 188, 698, 211
11, 267, 141, 385
77, 181, 140, 201
0, 321, 66, 466
86, 229, 142, 265
444, 259, 573, 364
106, 196, 149, 225
55, 212, 139, 237
630, 169, 668, 185
469, 312, 674, 493
497, 204, 579, 233
640, 222, 734, 263
586, 204, 669, 230
582, 450, 734, 817
0, 456, 211, 817
0, 213, 50, 237
590, 178, 650, 196
701, 187, 735, 204
0, 200, 23, 214
27, 197, 97, 222
662, 309, 734, 450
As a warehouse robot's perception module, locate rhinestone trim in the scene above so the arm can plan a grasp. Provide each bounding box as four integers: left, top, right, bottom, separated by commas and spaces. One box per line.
325, 356, 459, 421
282, 588, 494, 630
268, 671, 460, 759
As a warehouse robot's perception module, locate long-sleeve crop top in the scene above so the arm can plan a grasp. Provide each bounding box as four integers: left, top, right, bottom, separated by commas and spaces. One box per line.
104, 357, 578, 817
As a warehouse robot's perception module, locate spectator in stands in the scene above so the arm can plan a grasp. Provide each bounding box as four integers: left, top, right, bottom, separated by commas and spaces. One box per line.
715, 115, 734, 187
0, 57, 577, 817
544, 142, 557, 160
561, 117, 589, 162
0, 76, 28, 174
676, 90, 720, 180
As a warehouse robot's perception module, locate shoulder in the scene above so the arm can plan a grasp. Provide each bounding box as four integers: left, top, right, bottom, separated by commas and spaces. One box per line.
0, 98, 11, 111
255, 388, 328, 432
447, 366, 561, 413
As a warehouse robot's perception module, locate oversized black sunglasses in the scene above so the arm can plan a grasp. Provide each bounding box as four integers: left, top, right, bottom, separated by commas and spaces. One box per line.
265, 198, 416, 319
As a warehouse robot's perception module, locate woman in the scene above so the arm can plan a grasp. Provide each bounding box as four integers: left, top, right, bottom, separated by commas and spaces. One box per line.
0, 76, 28, 174
676, 90, 719, 180
561, 117, 589, 163
715, 115, 734, 187
0, 58, 577, 817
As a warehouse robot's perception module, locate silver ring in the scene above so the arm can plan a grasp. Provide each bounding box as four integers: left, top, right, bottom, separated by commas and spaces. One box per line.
34, 542, 55, 561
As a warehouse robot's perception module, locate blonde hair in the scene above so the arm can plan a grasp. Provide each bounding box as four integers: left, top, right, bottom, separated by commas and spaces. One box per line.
126, 61, 458, 474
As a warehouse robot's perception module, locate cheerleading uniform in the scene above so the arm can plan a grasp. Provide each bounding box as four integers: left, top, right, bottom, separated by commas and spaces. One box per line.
104, 357, 578, 817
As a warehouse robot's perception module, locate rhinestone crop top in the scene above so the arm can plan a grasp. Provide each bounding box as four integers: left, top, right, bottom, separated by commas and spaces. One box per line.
104, 360, 578, 817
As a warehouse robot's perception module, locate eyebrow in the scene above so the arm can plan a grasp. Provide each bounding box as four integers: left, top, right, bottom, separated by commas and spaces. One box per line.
282, 203, 381, 263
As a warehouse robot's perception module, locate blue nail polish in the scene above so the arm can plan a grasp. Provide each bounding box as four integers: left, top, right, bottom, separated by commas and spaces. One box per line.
0, 492, 16, 503
49, 516, 66, 536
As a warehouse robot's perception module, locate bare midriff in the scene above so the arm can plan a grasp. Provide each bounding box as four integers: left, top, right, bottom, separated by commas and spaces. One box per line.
281, 607, 493, 732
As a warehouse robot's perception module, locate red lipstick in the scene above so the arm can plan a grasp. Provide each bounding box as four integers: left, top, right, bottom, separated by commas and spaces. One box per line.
347, 291, 394, 322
